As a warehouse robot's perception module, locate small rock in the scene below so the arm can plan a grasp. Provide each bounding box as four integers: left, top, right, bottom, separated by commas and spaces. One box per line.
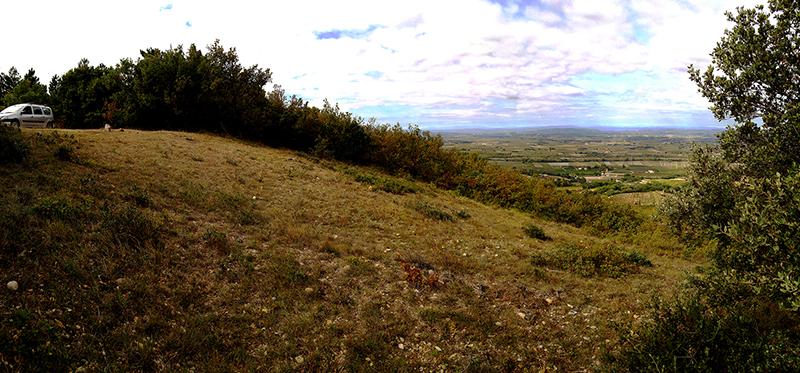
517, 312, 526, 319
545, 298, 553, 304
398, 343, 404, 350
7, 281, 18, 290
304, 287, 314, 294
295, 355, 304, 364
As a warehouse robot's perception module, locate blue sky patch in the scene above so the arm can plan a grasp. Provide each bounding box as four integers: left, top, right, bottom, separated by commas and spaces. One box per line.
364, 71, 383, 79
314, 24, 385, 40
159, 3, 172, 11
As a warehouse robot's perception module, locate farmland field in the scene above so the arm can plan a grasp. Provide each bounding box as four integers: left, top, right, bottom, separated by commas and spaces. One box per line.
441, 127, 719, 180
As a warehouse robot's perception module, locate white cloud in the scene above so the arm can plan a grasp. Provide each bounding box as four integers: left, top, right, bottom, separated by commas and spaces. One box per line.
2, 0, 771, 129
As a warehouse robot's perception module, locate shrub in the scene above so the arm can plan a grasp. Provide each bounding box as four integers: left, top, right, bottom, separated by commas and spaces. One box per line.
407, 201, 455, 222
626, 251, 653, 267
603, 292, 800, 372
530, 243, 650, 278
523, 223, 547, 240
343, 167, 421, 194
0, 126, 30, 164
54, 144, 75, 161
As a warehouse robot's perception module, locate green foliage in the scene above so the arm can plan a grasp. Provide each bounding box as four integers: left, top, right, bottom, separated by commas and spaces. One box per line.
522, 223, 547, 240
688, 0, 800, 177
624, 2, 800, 370
717, 168, 800, 310
586, 179, 673, 196
54, 144, 75, 162
530, 243, 650, 278
366, 123, 457, 183
0, 126, 30, 164
99, 204, 163, 252
343, 167, 422, 194
626, 251, 653, 267
0, 67, 20, 97
32, 194, 86, 223
662, 0, 800, 311
604, 292, 800, 372
1, 68, 49, 107
50, 59, 116, 128
407, 201, 460, 222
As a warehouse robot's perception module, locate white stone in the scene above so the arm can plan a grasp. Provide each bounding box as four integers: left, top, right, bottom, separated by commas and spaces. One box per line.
7, 281, 18, 290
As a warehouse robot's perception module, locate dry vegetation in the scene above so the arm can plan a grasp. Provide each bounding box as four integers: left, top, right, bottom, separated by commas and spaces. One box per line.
1, 129, 699, 372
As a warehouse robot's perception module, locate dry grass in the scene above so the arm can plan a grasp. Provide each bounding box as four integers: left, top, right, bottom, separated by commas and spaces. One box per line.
0, 128, 700, 372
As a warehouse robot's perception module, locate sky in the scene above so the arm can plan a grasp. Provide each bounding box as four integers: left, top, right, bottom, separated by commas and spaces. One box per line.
5, 0, 767, 130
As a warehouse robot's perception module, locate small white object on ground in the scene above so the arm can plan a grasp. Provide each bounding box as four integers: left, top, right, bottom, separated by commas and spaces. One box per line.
7, 281, 18, 290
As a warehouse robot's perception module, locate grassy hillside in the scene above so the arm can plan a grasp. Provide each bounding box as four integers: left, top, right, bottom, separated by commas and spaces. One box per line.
1, 129, 698, 372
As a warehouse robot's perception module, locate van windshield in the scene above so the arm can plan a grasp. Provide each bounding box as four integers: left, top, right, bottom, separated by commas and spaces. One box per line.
0, 104, 25, 114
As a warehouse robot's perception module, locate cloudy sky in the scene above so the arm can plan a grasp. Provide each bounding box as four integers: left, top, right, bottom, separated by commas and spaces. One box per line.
6, 0, 766, 130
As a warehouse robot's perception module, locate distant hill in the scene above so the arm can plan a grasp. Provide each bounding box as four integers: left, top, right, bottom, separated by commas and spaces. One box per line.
439, 126, 720, 143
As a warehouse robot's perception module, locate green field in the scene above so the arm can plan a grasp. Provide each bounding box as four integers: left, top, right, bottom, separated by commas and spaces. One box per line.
441, 127, 718, 180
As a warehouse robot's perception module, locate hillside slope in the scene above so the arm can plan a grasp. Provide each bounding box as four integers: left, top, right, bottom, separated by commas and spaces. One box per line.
0, 129, 697, 372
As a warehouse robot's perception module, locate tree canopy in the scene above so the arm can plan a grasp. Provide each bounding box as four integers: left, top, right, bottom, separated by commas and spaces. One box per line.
674, 0, 800, 310
689, 0, 800, 177
610, 2, 800, 370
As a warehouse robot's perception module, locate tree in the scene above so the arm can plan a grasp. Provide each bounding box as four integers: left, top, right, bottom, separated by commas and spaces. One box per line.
1, 69, 48, 107
51, 59, 116, 128
609, 4, 800, 368
0, 67, 20, 98
688, 0, 800, 178
664, 0, 800, 309
205, 40, 272, 137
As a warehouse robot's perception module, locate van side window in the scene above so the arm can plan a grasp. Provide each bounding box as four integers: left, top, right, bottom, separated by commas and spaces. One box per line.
21, 106, 32, 115
33, 107, 43, 115
43, 108, 51, 115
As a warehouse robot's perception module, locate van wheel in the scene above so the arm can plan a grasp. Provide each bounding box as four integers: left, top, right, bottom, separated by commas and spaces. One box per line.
11, 120, 19, 127
46, 121, 53, 129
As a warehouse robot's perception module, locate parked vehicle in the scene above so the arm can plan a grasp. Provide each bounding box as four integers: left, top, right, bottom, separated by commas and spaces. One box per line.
0, 103, 55, 128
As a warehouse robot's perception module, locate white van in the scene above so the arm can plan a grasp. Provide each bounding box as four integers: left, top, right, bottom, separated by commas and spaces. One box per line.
0, 103, 55, 128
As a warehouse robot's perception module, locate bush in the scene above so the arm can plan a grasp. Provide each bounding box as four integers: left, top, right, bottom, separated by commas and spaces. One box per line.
54, 144, 75, 161
523, 223, 547, 240
604, 291, 800, 372
530, 243, 650, 278
343, 167, 421, 195
0, 126, 30, 164
408, 201, 455, 222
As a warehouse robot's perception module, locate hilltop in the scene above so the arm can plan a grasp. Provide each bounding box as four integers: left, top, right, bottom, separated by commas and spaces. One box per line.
0, 128, 695, 372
